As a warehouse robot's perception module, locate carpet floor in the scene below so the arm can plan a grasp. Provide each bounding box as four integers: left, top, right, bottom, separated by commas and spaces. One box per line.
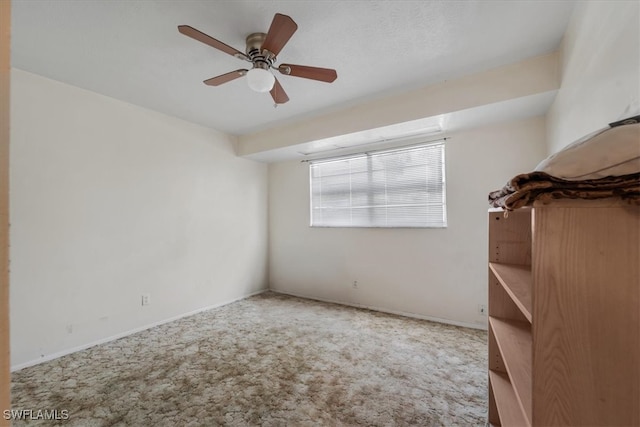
11, 292, 488, 426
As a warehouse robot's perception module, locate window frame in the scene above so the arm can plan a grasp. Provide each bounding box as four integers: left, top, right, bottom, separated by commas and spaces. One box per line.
309, 140, 447, 229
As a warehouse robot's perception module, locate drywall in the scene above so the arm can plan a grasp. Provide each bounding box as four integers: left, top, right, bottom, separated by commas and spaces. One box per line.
238, 52, 559, 157
0, 0, 10, 420
268, 116, 546, 328
546, 1, 640, 154
10, 69, 268, 368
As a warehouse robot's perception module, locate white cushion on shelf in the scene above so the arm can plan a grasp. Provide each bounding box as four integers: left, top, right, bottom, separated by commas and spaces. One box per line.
536, 122, 640, 180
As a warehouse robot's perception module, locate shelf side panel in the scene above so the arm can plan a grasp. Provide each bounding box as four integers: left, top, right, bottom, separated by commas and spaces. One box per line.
533, 204, 640, 426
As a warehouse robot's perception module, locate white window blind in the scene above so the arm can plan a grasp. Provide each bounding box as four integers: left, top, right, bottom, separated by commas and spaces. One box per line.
310, 141, 447, 228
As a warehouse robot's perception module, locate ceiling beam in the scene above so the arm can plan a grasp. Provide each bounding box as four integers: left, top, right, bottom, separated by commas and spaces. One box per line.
237, 51, 559, 158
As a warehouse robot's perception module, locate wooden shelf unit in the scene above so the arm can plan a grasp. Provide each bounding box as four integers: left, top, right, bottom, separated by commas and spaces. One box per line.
487, 199, 639, 426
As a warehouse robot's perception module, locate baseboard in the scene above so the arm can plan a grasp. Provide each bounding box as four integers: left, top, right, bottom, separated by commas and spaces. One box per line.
11, 289, 268, 372
270, 289, 486, 330
12, 288, 483, 371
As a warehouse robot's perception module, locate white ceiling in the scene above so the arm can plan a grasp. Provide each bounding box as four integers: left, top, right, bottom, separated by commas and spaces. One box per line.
11, 0, 576, 136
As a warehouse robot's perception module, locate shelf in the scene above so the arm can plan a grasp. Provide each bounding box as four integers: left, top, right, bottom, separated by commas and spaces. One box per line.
489, 370, 528, 426
489, 317, 532, 426
488, 203, 639, 425
489, 263, 532, 323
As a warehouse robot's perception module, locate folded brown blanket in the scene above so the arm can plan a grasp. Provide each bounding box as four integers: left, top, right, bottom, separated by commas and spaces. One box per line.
488, 171, 640, 210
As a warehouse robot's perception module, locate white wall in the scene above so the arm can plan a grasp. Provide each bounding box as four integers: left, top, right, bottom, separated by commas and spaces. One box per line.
268, 116, 546, 328
546, 0, 640, 154
10, 69, 268, 368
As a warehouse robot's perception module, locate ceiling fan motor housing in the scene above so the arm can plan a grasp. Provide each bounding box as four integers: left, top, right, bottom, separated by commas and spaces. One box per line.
246, 32, 274, 71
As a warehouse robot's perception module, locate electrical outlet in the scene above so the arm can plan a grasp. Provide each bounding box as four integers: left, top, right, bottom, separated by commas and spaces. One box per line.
66, 324, 73, 334
141, 294, 151, 306
352, 280, 358, 289
478, 304, 487, 315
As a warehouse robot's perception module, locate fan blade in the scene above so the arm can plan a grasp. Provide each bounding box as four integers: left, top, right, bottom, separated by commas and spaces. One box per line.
278, 64, 337, 83
270, 77, 289, 104
178, 25, 249, 61
203, 69, 248, 86
261, 13, 298, 56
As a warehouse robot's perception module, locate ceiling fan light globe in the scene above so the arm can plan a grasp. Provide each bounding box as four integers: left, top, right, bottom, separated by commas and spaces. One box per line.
246, 68, 275, 93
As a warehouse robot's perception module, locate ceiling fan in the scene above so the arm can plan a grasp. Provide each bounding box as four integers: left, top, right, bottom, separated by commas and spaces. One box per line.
178, 13, 338, 105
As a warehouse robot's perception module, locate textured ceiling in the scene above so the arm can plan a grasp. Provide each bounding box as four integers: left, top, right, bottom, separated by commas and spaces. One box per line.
11, 0, 576, 135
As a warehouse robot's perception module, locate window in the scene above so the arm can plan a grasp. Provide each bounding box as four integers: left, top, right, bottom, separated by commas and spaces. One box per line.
310, 141, 447, 228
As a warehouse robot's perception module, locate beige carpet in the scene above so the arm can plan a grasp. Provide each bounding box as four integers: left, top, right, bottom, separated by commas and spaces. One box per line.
11, 292, 488, 426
